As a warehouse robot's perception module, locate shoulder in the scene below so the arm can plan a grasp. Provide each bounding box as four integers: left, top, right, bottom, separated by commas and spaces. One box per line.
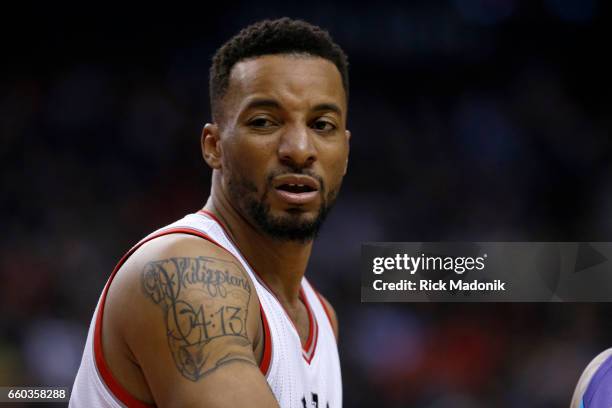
115, 231, 252, 292
127, 232, 243, 271
571, 348, 612, 408
102, 234, 278, 406
106, 232, 255, 309
313, 291, 339, 341
104, 232, 261, 352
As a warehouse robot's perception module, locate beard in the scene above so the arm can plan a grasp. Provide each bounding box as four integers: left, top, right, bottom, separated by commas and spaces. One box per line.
226, 167, 339, 243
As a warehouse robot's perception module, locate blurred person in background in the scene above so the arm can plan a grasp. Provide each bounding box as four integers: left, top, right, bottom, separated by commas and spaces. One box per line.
70, 18, 349, 408
571, 348, 612, 408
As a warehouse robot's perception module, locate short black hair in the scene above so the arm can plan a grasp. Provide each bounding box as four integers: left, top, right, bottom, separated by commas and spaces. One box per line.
209, 18, 349, 121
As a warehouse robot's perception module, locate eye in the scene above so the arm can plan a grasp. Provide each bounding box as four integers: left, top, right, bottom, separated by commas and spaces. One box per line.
248, 117, 277, 129
311, 119, 337, 132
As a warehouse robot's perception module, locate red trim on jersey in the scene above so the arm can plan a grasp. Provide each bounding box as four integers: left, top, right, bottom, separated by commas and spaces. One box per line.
259, 304, 272, 377
313, 290, 336, 339
300, 287, 319, 363
93, 226, 272, 407
197, 209, 320, 364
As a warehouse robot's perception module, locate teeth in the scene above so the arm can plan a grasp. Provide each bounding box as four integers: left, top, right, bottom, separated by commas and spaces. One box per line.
278, 183, 312, 191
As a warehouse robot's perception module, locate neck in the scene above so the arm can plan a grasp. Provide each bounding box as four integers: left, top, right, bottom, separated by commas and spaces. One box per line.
203, 182, 313, 308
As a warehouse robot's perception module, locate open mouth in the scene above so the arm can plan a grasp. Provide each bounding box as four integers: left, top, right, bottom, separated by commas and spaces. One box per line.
272, 175, 320, 205
275, 183, 317, 194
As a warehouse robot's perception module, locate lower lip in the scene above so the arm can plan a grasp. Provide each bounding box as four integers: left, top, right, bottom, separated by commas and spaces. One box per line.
274, 189, 319, 205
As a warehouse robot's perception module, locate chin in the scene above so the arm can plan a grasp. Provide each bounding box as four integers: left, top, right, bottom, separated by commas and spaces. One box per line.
252, 204, 326, 243
273, 207, 320, 226
280, 205, 318, 217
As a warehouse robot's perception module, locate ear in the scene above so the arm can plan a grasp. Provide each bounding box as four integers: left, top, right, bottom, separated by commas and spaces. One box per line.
201, 123, 222, 169
343, 129, 351, 175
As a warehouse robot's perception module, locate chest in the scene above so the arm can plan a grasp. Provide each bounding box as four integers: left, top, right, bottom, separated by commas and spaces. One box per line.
261, 299, 342, 408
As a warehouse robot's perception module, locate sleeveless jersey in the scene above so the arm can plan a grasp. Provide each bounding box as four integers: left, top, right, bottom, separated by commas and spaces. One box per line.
580, 352, 612, 408
70, 210, 342, 408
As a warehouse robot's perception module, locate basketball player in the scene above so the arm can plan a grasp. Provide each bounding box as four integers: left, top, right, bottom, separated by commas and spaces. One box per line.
70, 18, 349, 407
570, 348, 612, 408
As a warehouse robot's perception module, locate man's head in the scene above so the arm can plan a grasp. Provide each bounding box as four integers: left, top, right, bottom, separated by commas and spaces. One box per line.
209, 18, 349, 123
202, 18, 350, 243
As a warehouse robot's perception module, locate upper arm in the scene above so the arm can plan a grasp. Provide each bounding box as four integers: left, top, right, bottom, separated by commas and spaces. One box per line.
316, 292, 339, 341
114, 234, 278, 408
570, 348, 612, 408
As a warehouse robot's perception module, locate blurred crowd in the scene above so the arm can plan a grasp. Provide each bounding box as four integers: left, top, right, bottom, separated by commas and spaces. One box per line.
3, 0, 611, 406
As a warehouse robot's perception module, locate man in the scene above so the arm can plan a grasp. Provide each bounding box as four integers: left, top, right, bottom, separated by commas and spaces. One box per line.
570, 348, 612, 408
70, 18, 350, 407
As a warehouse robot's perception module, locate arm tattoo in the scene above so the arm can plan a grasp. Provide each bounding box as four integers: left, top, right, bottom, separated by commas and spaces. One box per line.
141, 256, 254, 381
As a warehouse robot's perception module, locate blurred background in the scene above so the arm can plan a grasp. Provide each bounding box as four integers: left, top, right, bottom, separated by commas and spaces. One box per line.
3, 0, 612, 406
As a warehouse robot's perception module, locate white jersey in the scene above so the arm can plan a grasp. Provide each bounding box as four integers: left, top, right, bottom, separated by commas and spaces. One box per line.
70, 210, 342, 408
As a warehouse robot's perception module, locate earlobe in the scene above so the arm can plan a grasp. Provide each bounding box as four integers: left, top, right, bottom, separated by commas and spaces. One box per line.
343, 130, 351, 175
201, 123, 222, 169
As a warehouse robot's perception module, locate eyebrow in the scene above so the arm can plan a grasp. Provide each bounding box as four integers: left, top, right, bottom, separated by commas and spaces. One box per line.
243, 98, 282, 111
242, 98, 343, 116
312, 103, 342, 116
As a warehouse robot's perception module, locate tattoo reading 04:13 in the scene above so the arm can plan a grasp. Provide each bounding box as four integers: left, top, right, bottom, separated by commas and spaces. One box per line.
141, 256, 254, 381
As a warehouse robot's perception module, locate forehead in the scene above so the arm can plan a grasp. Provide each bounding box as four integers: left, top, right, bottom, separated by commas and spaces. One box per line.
225, 54, 346, 113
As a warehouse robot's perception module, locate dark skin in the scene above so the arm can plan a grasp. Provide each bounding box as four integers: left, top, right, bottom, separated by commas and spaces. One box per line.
202, 54, 349, 335
102, 54, 347, 407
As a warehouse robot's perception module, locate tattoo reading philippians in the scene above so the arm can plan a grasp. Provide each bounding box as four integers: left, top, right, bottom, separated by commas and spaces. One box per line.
141, 256, 257, 381
371, 253, 506, 292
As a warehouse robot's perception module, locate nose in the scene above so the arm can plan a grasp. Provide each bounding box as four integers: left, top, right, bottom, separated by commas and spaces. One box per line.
277, 124, 317, 169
